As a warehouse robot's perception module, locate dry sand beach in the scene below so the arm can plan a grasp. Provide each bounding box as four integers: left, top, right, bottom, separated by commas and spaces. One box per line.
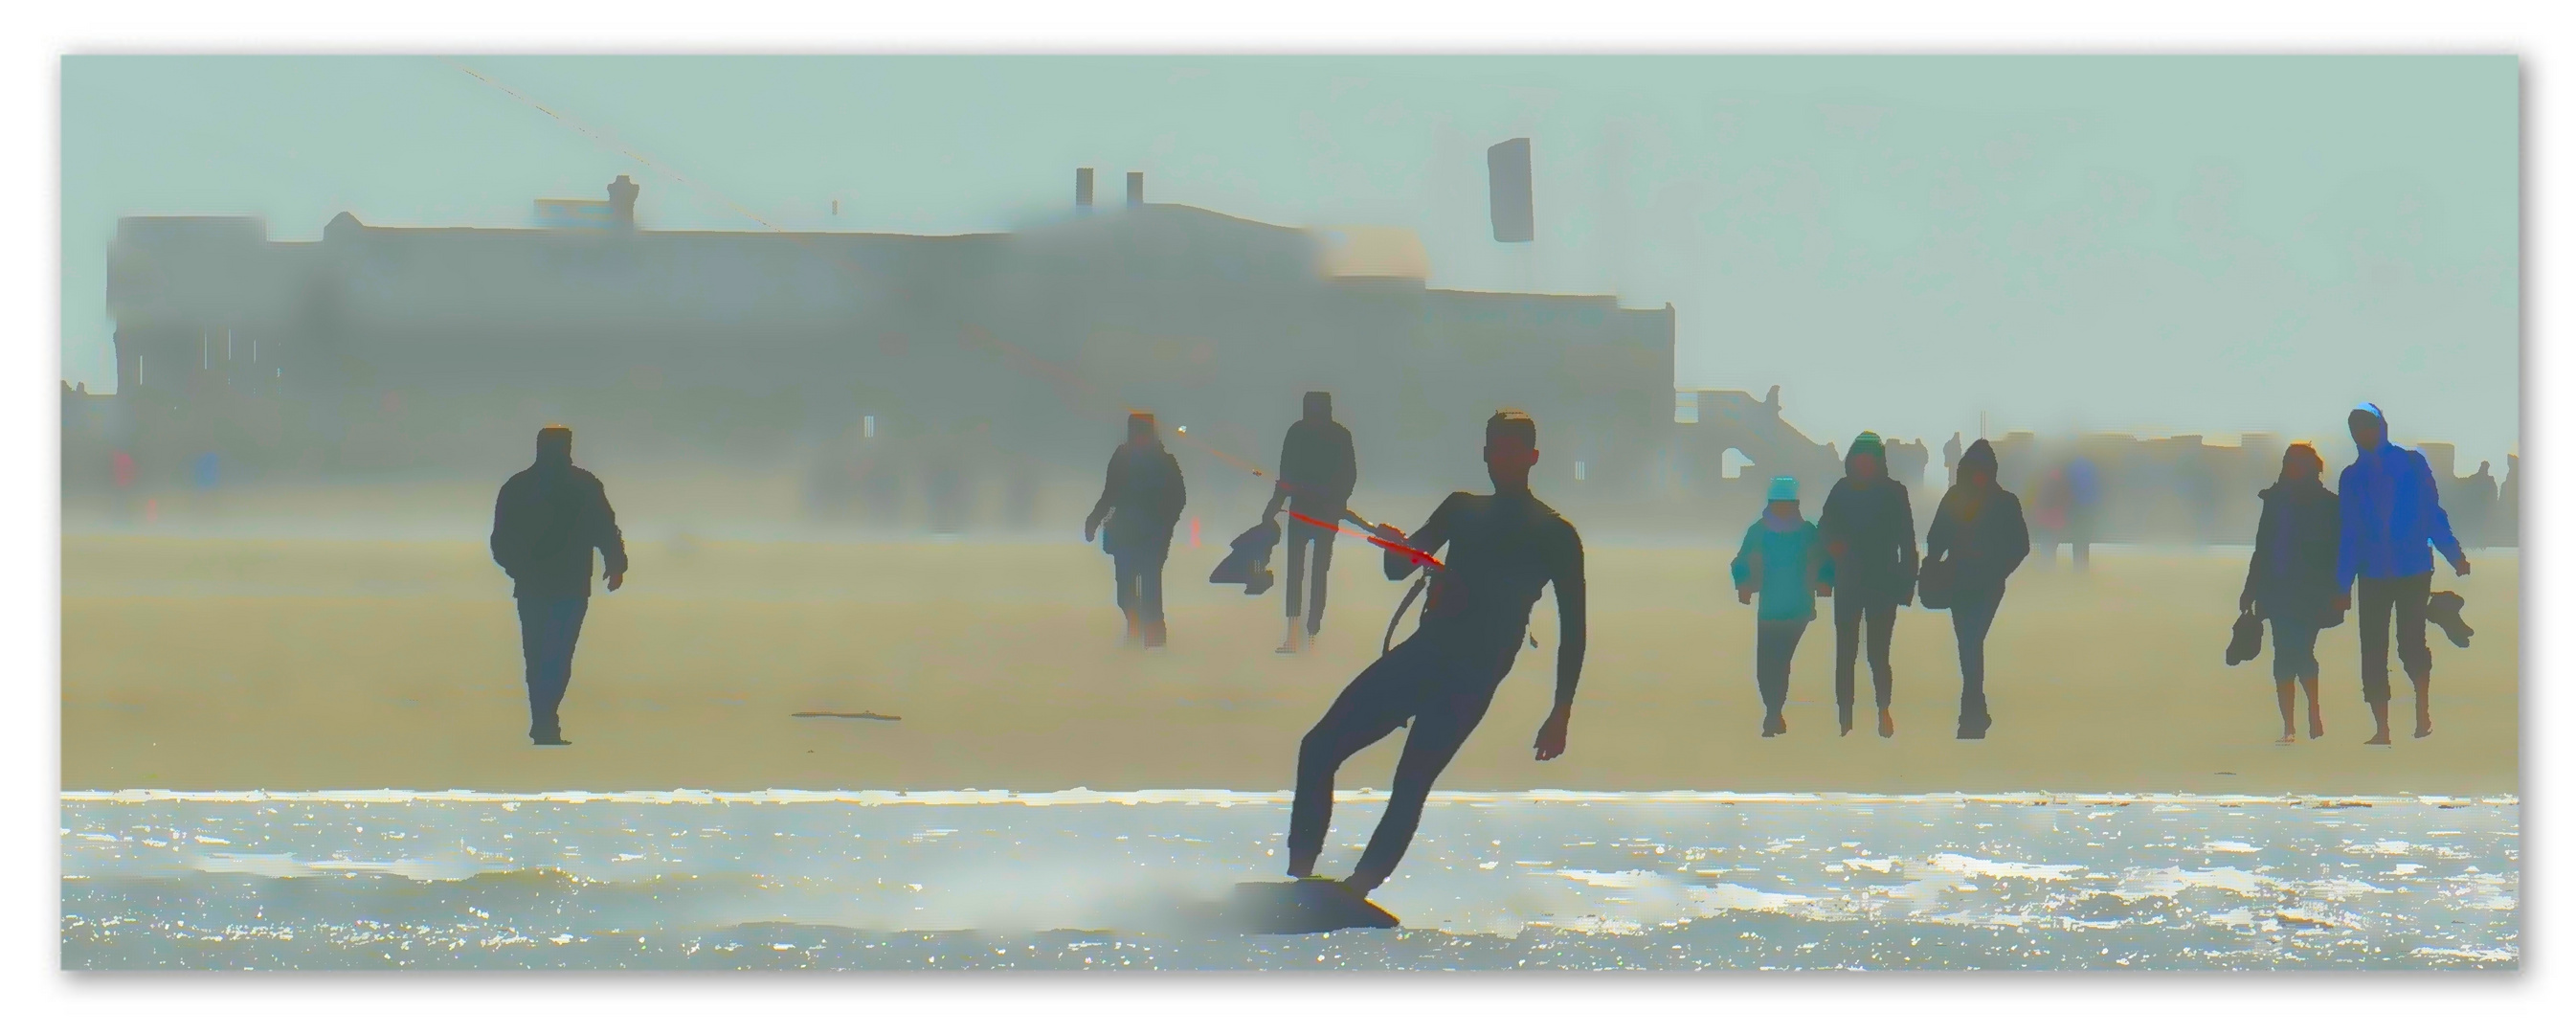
61, 534, 2518, 796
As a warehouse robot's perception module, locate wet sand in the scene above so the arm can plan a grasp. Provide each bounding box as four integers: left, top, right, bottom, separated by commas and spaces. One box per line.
60, 536, 2519, 795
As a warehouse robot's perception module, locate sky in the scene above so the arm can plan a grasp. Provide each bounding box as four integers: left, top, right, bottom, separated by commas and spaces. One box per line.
60, 56, 2521, 466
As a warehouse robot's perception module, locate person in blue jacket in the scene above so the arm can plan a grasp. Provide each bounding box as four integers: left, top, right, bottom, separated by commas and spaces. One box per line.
2333, 403, 2470, 744
1732, 476, 1835, 737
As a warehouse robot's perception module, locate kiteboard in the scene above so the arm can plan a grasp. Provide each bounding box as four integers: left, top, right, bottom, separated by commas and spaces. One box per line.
1215, 878, 1400, 934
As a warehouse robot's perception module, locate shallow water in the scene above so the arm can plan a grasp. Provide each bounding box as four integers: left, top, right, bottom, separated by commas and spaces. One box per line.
61, 791, 2518, 971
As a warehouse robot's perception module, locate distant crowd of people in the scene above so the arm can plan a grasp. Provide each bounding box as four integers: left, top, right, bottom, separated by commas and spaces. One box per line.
477, 395, 2483, 904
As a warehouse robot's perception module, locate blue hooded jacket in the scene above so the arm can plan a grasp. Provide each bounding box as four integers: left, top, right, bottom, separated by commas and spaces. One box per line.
2336, 404, 2465, 591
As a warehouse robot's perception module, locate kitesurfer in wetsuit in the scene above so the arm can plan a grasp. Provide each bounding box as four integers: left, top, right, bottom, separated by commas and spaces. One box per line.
1284, 409, 1586, 899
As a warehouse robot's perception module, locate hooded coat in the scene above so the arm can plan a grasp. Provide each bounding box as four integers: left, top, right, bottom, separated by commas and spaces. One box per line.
1817, 438, 1918, 604
1091, 438, 1187, 557
490, 439, 628, 599
2244, 477, 2341, 626
2335, 405, 2464, 590
1268, 401, 1358, 520
1925, 439, 2029, 595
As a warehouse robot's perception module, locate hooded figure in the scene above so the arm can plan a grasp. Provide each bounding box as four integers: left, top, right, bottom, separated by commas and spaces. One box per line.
1264, 391, 1360, 651
1732, 475, 1835, 736
489, 425, 628, 746
1086, 413, 1188, 647
2241, 442, 2342, 742
1923, 438, 2028, 739
2334, 402, 2468, 743
1817, 431, 1918, 737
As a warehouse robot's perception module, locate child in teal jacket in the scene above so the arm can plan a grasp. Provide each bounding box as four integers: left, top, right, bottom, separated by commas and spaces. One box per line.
1731, 476, 1835, 736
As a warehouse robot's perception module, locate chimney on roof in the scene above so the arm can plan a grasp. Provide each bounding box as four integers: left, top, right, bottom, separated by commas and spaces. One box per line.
608, 175, 639, 230
1075, 169, 1095, 211
1127, 171, 1144, 209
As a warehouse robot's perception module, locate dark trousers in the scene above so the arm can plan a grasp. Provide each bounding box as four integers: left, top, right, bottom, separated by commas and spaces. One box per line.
1833, 594, 1896, 713
1756, 619, 1809, 717
1284, 520, 1336, 634
2271, 617, 2321, 684
516, 596, 590, 739
1112, 547, 1169, 625
2357, 573, 2432, 703
1288, 630, 1519, 891
1949, 590, 2002, 732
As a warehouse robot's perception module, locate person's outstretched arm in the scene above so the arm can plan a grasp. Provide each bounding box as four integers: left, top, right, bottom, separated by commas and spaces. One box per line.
1085, 451, 1123, 540
587, 474, 629, 590
1384, 492, 1462, 579
1262, 429, 1296, 523
490, 479, 526, 578
1924, 493, 1955, 564
1896, 483, 1921, 592
2418, 454, 2468, 573
1535, 521, 1586, 761
2242, 497, 2276, 612
1998, 494, 2032, 580
1810, 524, 1835, 596
1331, 426, 1358, 506
1816, 483, 1851, 565
2334, 466, 2362, 599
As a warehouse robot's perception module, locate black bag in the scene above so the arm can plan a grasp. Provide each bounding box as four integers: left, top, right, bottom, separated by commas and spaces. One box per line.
2225, 612, 2265, 666
1208, 520, 1282, 596
1916, 555, 1956, 611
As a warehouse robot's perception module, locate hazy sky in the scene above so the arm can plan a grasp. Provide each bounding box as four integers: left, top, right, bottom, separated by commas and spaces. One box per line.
62, 56, 2520, 465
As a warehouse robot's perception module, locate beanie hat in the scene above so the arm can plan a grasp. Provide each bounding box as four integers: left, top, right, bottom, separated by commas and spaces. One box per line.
1767, 476, 1801, 503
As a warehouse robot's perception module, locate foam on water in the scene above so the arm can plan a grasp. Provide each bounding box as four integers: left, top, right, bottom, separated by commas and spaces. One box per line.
60, 791, 2518, 971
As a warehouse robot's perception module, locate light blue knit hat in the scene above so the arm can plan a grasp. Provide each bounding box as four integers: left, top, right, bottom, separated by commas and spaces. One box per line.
1767, 476, 1800, 503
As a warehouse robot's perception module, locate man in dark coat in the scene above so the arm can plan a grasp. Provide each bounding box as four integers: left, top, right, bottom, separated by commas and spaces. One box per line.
489, 425, 628, 747
1818, 432, 1918, 738
1262, 391, 1359, 653
1086, 412, 1188, 647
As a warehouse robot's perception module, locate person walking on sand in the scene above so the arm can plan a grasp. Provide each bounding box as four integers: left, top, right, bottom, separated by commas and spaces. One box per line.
2333, 403, 2469, 744
489, 425, 628, 747
2241, 442, 2342, 744
1818, 433, 1915, 738
1262, 391, 1359, 654
1284, 410, 1585, 903
1732, 476, 1835, 737
1922, 438, 2028, 739
1086, 412, 1188, 648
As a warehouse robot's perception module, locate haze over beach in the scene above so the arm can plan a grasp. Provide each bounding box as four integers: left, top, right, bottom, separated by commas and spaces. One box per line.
63, 56, 2519, 463
56, 54, 2522, 973
63, 535, 2518, 796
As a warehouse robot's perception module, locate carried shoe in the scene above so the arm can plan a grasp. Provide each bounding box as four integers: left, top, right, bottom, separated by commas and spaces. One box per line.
2427, 592, 2475, 649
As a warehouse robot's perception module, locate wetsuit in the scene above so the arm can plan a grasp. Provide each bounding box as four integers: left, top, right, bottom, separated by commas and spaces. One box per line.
1286, 487, 1585, 893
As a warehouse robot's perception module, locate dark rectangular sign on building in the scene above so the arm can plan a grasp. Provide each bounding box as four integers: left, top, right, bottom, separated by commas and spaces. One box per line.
1488, 138, 1534, 243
